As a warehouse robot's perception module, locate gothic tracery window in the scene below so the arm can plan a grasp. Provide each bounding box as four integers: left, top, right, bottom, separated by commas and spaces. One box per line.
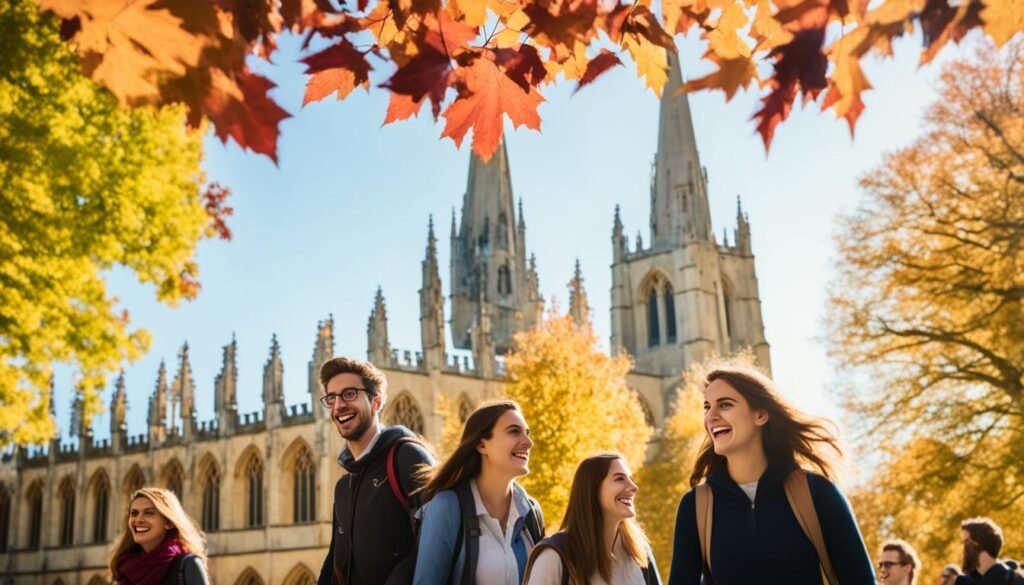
123, 465, 145, 497
293, 447, 316, 523
497, 264, 512, 296
0, 484, 10, 552
163, 460, 185, 504
387, 394, 424, 435
247, 455, 264, 528
201, 464, 220, 532
664, 284, 677, 344
457, 395, 474, 424
91, 472, 110, 543
59, 476, 76, 546
27, 481, 43, 549
647, 288, 660, 347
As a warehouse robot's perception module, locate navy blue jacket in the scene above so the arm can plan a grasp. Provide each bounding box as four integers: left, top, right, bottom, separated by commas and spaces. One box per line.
667, 460, 875, 585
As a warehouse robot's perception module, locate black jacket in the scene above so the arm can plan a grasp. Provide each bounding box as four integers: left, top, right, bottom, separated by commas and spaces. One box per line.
318, 426, 435, 585
668, 459, 875, 585
158, 554, 210, 585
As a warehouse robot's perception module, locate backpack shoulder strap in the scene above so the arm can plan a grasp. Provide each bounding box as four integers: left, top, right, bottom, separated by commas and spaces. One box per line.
524, 496, 545, 544
386, 436, 422, 511
783, 469, 839, 585
522, 534, 570, 585
694, 483, 713, 576
177, 553, 196, 585
456, 482, 481, 585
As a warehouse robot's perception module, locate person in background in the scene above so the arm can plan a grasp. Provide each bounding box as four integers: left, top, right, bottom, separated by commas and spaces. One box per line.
940, 563, 963, 585
878, 539, 920, 585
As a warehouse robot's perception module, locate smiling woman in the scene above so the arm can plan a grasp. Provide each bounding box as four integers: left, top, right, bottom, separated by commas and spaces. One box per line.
107, 487, 210, 585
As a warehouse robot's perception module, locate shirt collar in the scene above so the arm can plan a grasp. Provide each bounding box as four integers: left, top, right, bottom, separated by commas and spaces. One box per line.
469, 477, 523, 524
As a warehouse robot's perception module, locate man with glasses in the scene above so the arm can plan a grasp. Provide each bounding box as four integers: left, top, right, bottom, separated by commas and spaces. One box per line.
316, 357, 434, 585
958, 517, 1024, 584
877, 539, 920, 585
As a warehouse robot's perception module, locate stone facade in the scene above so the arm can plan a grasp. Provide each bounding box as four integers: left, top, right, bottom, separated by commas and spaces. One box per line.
0, 52, 769, 585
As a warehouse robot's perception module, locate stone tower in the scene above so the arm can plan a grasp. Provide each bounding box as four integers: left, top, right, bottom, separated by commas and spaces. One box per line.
610, 52, 771, 377
450, 141, 542, 355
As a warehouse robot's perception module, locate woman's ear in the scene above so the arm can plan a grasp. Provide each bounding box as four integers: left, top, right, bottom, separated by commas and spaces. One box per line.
754, 409, 770, 426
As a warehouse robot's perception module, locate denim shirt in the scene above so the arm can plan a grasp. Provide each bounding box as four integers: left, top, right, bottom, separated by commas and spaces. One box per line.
413, 480, 537, 585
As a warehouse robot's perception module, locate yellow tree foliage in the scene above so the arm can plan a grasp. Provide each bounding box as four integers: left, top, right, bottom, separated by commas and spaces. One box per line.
505, 312, 652, 530
828, 39, 1024, 571
635, 351, 757, 579
434, 394, 466, 459
0, 0, 223, 446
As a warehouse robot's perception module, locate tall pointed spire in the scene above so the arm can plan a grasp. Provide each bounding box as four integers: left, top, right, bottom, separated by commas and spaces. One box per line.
735, 194, 751, 254
170, 342, 195, 438
308, 315, 334, 418
214, 335, 238, 434
149, 361, 168, 443
652, 51, 712, 246
368, 287, 391, 365
111, 371, 127, 435
568, 259, 591, 327
421, 217, 445, 371
451, 139, 541, 356
263, 334, 284, 406
612, 205, 626, 261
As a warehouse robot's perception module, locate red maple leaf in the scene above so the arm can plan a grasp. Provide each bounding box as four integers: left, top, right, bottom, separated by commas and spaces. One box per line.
301, 38, 372, 104
495, 45, 548, 92
753, 27, 827, 149
382, 47, 453, 119
441, 56, 544, 161
575, 49, 622, 93
205, 66, 291, 163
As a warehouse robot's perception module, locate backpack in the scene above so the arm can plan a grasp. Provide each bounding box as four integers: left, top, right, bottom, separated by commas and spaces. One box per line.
451, 480, 545, 585
386, 436, 429, 512
523, 532, 658, 585
694, 468, 837, 585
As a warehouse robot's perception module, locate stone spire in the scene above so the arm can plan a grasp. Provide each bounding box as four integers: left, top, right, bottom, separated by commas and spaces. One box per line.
170, 343, 195, 439
148, 361, 168, 444
734, 195, 751, 254
651, 50, 712, 246
612, 205, 626, 262
450, 140, 540, 355
367, 288, 391, 365
263, 334, 284, 425
568, 259, 591, 327
214, 335, 238, 435
420, 217, 446, 371
111, 371, 126, 452
70, 394, 84, 441
308, 315, 334, 418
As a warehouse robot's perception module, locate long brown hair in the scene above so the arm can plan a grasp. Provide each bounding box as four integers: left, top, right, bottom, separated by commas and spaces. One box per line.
108, 487, 207, 581
418, 400, 520, 502
552, 453, 649, 584
689, 367, 841, 487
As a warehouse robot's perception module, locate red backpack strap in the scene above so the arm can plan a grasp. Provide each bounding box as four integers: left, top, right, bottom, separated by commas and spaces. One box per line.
386, 437, 420, 511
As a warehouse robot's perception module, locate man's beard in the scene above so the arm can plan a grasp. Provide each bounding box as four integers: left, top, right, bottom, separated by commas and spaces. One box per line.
962, 542, 981, 574
340, 410, 373, 442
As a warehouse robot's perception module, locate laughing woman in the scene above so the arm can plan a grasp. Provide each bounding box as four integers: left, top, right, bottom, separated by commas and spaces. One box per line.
109, 487, 210, 585
668, 366, 875, 585
413, 400, 545, 585
523, 452, 661, 585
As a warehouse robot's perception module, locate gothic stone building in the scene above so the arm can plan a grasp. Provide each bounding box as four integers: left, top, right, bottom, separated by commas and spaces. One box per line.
0, 53, 769, 585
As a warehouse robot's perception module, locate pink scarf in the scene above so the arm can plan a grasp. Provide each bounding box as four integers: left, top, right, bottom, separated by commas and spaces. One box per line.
117, 536, 186, 585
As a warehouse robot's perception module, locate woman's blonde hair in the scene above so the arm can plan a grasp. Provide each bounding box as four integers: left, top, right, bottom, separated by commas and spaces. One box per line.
108, 487, 207, 581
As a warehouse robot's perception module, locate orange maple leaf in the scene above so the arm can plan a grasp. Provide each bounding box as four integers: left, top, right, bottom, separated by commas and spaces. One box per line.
684, 53, 758, 99
205, 67, 292, 163
441, 56, 544, 161
301, 39, 372, 104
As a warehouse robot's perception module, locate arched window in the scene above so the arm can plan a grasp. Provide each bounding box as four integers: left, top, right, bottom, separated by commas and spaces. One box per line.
201, 463, 220, 532
27, 480, 43, 549
283, 564, 317, 585
293, 448, 316, 523
246, 455, 264, 528
647, 288, 660, 347
123, 465, 145, 497
497, 264, 512, 296
664, 283, 677, 344
386, 394, 424, 435
722, 280, 734, 339
0, 484, 10, 552
234, 568, 265, 585
59, 476, 76, 545
496, 213, 509, 249
161, 459, 185, 504
90, 471, 110, 543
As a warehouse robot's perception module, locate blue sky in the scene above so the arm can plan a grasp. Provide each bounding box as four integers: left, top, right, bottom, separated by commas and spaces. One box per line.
55, 29, 964, 444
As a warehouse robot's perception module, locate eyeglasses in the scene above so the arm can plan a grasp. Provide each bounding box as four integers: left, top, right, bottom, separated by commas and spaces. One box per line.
877, 561, 908, 570
319, 387, 372, 408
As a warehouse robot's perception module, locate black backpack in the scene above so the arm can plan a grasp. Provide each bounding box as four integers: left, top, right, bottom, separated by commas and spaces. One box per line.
450, 480, 545, 585
524, 532, 658, 585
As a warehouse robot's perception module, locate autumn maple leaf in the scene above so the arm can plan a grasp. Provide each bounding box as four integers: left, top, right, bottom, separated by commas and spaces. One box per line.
205, 67, 292, 163
301, 38, 372, 104
441, 56, 544, 161
574, 49, 622, 93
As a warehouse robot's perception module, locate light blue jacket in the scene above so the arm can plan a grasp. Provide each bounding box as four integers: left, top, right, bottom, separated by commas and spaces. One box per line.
413, 481, 539, 585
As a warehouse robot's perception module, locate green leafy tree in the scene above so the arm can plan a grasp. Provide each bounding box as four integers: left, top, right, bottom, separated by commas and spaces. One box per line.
505, 311, 652, 530
828, 39, 1024, 569
0, 0, 227, 446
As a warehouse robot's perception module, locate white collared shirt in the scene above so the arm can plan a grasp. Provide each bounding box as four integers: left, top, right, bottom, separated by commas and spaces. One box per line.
470, 478, 530, 585
525, 535, 645, 585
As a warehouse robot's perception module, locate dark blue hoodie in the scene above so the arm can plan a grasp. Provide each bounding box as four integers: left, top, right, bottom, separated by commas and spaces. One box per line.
667, 460, 875, 585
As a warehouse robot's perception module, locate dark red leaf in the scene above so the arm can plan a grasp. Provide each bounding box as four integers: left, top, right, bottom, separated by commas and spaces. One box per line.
495, 45, 547, 92
205, 67, 291, 163
574, 49, 622, 93
753, 27, 827, 149
381, 48, 453, 119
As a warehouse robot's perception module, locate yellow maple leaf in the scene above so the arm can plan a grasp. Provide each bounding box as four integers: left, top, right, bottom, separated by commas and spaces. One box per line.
750, 0, 793, 51
454, 0, 489, 27
706, 2, 752, 60
494, 8, 530, 47
624, 34, 668, 96
981, 0, 1024, 46
544, 41, 588, 81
